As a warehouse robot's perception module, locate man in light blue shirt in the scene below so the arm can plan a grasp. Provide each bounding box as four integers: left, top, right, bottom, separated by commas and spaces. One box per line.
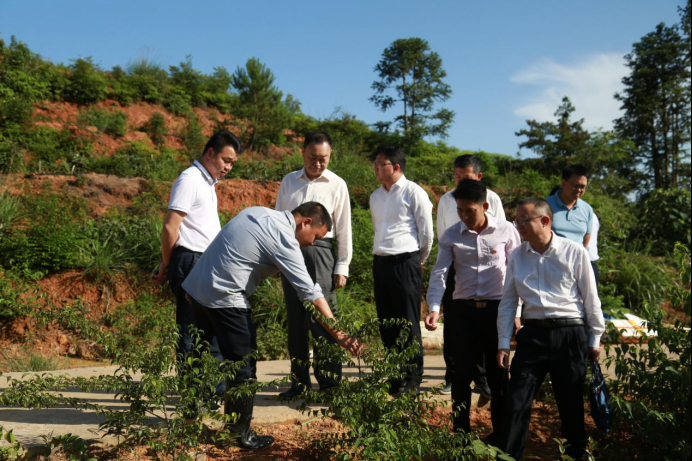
183, 202, 361, 450
545, 165, 594, 248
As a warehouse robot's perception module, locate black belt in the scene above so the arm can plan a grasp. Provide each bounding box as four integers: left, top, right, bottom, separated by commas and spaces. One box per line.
456, 299, 500, 309
373, 250, 419, 264
525, 318, 585, 328
172, 245, 202, 256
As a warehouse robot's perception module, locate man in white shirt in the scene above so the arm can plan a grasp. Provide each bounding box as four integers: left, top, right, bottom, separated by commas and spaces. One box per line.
183, 202, 361, 450
497, 197, 605, 460
370, 146, 434, 395
275, 131, 352, 398
425, 179, 520, 442
436, 154, 506, 397
152, 130, 242, 411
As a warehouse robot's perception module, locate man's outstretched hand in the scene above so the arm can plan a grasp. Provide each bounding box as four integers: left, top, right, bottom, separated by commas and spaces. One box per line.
335, 332, 362, 356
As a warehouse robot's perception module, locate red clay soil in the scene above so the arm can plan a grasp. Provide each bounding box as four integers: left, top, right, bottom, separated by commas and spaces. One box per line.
83, 401, 607, 460
32, 100, 246, 157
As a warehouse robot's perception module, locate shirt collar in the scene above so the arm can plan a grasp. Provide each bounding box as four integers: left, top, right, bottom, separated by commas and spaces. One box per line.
382, 173, 407, 192
460, 212, 496, 234
554, 192, 579, 209
193, 160, 217, 185
526, 231, 561, 255
298, 167, 333, 183
284, 210, 297, 231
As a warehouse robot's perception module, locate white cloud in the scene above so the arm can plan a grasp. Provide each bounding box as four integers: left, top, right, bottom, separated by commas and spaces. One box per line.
511, 54, 627, 131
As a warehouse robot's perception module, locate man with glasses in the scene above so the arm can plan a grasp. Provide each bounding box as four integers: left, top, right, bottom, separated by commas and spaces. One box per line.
370, 146, 434, 396
425, 179, 519, 443
545, 165, 594, 248
497, 197, 604, 460
436, 154, 505, 398
275, 131, 352, 398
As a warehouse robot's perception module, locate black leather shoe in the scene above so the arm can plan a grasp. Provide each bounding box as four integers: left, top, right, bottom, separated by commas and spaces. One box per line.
278, 386, 306, 399
238, 430, 274, 450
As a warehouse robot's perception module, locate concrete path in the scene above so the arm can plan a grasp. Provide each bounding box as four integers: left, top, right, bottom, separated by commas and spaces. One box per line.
0, 354, 456, 447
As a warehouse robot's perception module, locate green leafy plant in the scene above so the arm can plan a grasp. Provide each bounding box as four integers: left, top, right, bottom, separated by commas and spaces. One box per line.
77, 108, 128, 137
0, 426, 22, 461
603, 243, 691, 459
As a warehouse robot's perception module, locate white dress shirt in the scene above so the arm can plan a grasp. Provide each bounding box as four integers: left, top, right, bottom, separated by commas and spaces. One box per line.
427, 214, 520, 313
497, 233, 605, 350
437, 188, 506, 239
275, 168, 352, 277
183, 207, 324, 309
587, 214, 600, 261
168, 160, 221, 253
370, 175, 434, 263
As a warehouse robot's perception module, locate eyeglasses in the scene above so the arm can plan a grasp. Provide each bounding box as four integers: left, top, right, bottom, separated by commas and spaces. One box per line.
372, 162, 393, 169
567, 182, 587, 191
513, 216, 544, 227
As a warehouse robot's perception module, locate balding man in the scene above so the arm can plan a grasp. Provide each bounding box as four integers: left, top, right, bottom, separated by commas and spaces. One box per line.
497, 197, 605, 460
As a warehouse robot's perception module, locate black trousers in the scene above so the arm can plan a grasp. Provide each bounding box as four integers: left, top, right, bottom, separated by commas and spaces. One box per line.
373, 251, 424, 386
591, 261, 600, 286
501, 323, 589, 460
442, 266, 490, 391
281, 239, 341, 390
199, 303, 258, 388
168, 247, 225, 393
448, 300, 507, 434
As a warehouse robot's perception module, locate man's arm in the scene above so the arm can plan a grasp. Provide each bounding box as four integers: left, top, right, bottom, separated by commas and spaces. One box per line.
333, 182, 353, 290
312, 296, 361, 355
152, 210, 186, 284
497, 255, 520, 368
412, 188, 434, 263
577, 246, 605, 360
436, 194, 449, 241
583, 233, 591, 249
424, 235, 453, 331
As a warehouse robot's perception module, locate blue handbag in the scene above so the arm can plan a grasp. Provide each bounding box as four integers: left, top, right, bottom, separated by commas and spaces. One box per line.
589, 358, 613, 433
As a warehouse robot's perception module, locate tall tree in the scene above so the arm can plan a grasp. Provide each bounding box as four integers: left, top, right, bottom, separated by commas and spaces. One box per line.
516, 97, 590, 171
370, 38, 455, 144
615, 22, 691, 190
231, 58, 296, 151
516, 97, 636, 196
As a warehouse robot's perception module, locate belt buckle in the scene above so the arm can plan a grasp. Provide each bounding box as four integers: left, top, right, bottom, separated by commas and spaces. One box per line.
475, 301, 487, 308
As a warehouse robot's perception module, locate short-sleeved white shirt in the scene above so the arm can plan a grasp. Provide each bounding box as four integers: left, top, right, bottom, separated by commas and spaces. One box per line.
168, 160, 221, 253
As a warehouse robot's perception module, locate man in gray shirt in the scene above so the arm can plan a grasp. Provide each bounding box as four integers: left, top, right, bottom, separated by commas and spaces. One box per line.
183, 202, 361, 450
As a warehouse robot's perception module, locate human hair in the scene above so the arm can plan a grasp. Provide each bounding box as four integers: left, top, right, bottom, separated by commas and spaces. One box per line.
303, 131, 332, 149
292, 201, 333, 232
454, 154, 482, 173
562, 164, 589, 181
372, 145, 406, 172
517, 197, 553, 221
202, 130, 244, 157
452, 179, 487, 204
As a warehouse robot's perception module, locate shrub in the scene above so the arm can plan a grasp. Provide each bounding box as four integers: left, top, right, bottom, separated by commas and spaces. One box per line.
604, 244, 691, 459
76, 219, 133, 283
86, 142, 184, 180
141, 112, 167, 145
0, 190, 87, 272
22, 126, 92, 172
639, 188, 691, 253
77, 108, 128, 137
64, 58, 108, 105
180, 116, 206, 158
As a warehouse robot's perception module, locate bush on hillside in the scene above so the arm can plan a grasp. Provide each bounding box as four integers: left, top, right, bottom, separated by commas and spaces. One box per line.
22, 126, 92, 172
140, 112, 167, 146
639, 188, 692, 253
86, 142, 183, 180
77, 108, 128, 137
64, 58, 108, 105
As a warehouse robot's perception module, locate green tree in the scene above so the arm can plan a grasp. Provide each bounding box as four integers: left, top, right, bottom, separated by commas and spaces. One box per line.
169, 55, 204, 107
615, 23, 691, 191
231, 57, 296, 151
370, 38, 455, 144
65, 57, 108, 104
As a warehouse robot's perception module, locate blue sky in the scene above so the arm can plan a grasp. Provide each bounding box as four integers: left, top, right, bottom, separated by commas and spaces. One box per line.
0, 0, 685, 156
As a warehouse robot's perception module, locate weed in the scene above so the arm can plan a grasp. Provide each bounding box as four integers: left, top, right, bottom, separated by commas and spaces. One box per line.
77, 108, 128, 137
